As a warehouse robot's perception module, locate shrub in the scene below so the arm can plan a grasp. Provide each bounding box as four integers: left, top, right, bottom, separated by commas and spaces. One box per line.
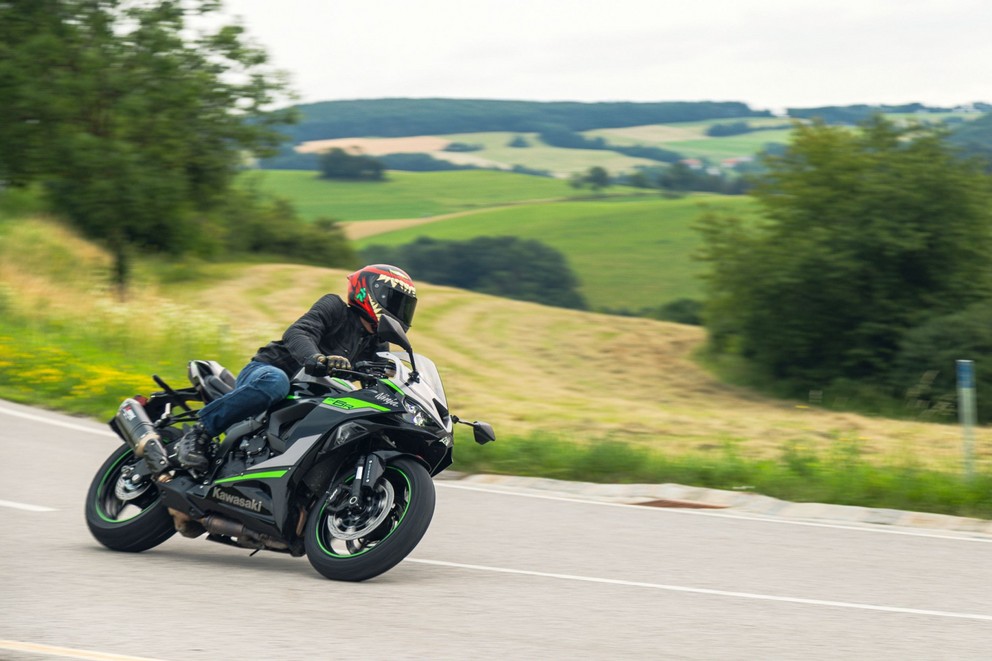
891, 299, 992, 423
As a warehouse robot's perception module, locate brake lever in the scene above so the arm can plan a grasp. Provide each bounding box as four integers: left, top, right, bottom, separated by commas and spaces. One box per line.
328, 368, 379, 388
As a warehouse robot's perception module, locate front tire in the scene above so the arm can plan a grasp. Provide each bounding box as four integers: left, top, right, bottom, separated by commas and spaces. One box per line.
305, 457, 435, 582
85, 444, 176, 552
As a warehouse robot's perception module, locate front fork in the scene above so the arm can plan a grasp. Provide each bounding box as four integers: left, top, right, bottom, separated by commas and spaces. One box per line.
327, 454, 386, 514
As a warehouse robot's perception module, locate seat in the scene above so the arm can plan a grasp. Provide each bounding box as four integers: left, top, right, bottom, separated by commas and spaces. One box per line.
187, 360, 236, 403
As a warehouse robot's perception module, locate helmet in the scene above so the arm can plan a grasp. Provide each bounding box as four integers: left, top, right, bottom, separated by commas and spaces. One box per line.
347, 264, 417, 330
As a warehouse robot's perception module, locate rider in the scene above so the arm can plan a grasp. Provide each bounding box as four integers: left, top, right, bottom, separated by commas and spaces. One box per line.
141, 264, 418, 474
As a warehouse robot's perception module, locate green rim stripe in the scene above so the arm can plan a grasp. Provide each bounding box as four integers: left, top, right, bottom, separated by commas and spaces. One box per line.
96, 449, 136, 524
317, 466, 412, 558
214, 470, 288, 484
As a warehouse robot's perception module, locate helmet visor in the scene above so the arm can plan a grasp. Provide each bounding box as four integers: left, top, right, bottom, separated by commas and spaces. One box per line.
378, 287, 417, 329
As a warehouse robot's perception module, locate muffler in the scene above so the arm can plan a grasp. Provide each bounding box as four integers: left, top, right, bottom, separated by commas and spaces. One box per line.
201, 514, 290, 551
114, 398, 162, 458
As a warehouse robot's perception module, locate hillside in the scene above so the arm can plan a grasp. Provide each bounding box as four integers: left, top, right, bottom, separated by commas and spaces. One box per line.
1, 216, 987, 474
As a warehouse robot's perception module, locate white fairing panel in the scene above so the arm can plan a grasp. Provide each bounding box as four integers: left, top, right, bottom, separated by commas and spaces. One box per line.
378, 351, 451, 431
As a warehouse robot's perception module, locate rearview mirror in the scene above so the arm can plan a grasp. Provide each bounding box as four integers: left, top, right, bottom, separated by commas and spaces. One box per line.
376, 314, 413, 355
473, 421, 496, 445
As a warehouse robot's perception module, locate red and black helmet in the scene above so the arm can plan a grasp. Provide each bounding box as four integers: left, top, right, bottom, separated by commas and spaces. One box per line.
347, 264, 417, 330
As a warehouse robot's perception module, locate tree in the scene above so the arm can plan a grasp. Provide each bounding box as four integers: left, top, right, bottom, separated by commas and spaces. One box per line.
318, 148, 384, 180
585, 166, 610, 191
0, 0, 295, 278
696, 117, 992, 386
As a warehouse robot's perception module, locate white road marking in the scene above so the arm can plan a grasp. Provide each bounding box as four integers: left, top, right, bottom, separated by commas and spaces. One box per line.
407, 558, 992, 623
0, 404, 116, 438
0, 639, 166, 661
0, 499, 56, 512
435, 482, 992, 543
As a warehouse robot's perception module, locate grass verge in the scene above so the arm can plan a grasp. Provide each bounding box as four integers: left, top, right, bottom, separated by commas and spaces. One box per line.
453, 432, 992, 519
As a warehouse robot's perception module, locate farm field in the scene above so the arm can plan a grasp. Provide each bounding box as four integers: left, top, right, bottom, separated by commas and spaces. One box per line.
239, 169, 644, 221
283, 113, 982, 177
242, 168, 756, 310
585, 116, 794, 161
356, 194, 758, 310
437, 131, 659, 174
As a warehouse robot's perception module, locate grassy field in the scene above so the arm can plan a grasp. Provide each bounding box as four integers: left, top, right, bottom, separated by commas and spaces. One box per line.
2, 216, 988, 472
238, 169, 633, 222
2, 215, 990, 515
586, 117, 794, 161
438, 131, 659, 174
356, 194, 757, 310
243, 168, 758, 310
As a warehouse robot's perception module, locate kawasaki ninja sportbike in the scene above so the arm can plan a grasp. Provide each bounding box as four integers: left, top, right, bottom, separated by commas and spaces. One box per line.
85, 315, 495, 581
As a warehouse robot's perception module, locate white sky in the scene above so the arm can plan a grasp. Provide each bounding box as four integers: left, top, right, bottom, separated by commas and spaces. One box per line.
220, 0, 992, 111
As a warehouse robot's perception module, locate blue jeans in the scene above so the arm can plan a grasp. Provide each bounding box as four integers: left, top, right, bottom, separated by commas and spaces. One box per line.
196, 361, 290, 437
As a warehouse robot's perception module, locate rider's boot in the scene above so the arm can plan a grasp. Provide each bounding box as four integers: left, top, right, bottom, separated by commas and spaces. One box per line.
175, 424, 211, 471
141, 436, 171, 475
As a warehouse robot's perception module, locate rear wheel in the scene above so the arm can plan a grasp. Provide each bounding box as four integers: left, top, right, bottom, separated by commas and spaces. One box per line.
305, 457, 435, 582
85, 443, 176, 552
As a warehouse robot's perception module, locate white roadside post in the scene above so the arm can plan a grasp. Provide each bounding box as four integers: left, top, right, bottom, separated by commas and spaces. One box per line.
956, 360, 977, 480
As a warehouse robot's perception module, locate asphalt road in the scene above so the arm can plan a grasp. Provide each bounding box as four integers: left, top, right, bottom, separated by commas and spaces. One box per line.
1, 399, 990, 660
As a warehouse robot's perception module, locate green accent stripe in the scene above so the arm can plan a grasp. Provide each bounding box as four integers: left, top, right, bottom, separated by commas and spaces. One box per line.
322, 397, 390, 412
383, 379, 404, 394
214, 470, 288, 484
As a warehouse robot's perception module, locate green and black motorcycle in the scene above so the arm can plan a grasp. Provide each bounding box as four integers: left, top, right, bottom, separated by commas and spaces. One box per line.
84, 315, 495, 582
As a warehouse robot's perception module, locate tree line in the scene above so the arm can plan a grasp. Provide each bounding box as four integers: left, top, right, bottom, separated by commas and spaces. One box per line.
361, 236, 587, 310
272, 99, 771, 145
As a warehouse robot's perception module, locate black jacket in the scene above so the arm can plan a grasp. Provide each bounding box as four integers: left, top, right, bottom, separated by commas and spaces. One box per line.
252, 294, 384, 378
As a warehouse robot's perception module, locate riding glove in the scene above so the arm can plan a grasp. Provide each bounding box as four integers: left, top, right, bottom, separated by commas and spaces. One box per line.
304, 353, 352, 376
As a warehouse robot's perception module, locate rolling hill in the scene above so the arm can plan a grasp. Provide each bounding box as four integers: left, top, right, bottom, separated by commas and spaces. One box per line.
1, 216, 984, 473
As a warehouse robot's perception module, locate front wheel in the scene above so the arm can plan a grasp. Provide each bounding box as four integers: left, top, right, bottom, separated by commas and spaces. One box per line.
85, 443, 176, 552
305, 457, 435, 582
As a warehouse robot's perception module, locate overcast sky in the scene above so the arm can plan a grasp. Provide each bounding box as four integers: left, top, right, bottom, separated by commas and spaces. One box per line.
220, 0, 991, 112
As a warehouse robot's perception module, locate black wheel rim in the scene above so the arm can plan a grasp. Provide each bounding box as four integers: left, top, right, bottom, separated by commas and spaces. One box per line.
95, 450, 161, 524
316, 466, 412, 558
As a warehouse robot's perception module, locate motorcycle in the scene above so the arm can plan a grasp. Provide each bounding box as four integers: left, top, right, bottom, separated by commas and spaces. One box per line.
84, 314, 495, 582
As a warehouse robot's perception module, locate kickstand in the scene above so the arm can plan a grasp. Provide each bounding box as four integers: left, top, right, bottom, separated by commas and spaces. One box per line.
249, 549, 261, 557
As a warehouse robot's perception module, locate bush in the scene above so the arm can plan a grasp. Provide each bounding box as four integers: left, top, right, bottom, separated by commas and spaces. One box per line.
218, 189, 356, 267
377, 153, 479, 172
443, 142, 483, 152
891, 300, 992, 423
318, 148, 384, 180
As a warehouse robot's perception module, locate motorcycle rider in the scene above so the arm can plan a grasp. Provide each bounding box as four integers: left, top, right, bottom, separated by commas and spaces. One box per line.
140, 264, 418, 474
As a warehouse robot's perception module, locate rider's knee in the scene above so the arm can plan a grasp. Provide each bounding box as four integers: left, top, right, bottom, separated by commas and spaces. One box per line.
254, 366, 290, 402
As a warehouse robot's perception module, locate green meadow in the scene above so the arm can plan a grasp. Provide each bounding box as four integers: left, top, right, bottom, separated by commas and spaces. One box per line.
242, 168, 757, 311
357, 194, 757, 310
239, 169, 630, 222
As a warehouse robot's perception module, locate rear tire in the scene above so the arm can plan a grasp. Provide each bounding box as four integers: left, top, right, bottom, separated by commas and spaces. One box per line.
305, 457, 435, 582
85, 444, 176, 553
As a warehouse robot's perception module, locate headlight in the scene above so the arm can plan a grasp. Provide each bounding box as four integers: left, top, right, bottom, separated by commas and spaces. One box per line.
403, 399, 432, 428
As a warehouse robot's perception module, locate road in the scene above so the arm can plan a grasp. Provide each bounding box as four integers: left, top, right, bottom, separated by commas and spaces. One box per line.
1, 399, 990, 660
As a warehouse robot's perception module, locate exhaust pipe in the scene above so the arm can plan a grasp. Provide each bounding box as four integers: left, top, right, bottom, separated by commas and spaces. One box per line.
201, 515, 290, 551
114, 398, 162, 458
